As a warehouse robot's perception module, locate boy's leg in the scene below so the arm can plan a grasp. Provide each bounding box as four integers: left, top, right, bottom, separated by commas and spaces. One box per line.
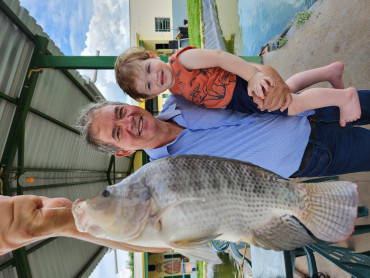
313, 90, 370, 125
288, 87, 361, 126
286, 62, 344, 94
354, 90, 370, 125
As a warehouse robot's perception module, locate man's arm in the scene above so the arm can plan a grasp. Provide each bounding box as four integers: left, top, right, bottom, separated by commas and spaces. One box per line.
0, 195, 171, 255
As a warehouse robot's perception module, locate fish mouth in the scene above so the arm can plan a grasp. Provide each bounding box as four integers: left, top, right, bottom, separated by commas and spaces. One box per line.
72, 199, 88, 232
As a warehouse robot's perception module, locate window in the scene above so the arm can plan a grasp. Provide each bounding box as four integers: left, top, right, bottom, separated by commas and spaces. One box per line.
155, 43, 170, 50
155, 17, 170, 32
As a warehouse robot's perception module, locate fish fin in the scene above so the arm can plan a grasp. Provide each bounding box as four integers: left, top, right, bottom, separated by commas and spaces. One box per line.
297, 181, 358, 242
173, 246, 222, 264
170, 233, 222, 248
152, 197, 205, 227
248, 215, 316, 251
170, 233, 222, 264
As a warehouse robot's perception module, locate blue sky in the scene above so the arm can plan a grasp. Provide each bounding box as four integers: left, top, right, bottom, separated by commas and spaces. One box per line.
19, 0, 131, 103
19, 0, 132, 276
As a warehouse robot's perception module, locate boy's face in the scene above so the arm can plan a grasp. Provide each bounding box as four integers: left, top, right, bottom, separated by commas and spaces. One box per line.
134, 57, 175, 98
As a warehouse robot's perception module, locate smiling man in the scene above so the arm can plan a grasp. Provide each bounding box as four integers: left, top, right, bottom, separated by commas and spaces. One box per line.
80, 101, 184, 157
78, 89, 370, 179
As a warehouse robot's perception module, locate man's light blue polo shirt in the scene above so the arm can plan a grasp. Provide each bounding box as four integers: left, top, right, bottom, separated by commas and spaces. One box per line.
146, 95, 311, 178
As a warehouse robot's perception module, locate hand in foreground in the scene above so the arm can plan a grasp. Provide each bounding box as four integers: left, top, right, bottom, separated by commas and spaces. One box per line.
0, 195, 74, 255
256, 65, 292, 112
0, 195, 171, 255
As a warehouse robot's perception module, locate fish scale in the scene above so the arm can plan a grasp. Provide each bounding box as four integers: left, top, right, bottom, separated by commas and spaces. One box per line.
72, 155, 358, 264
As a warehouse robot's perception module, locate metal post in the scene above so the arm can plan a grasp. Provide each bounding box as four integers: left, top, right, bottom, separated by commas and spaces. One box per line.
0, 35, 48, 196
74, 247, 107, 278
107, 156, 115, 185
0, 259, 15, 272
13, 248, 32, 278
113, 156, 116, 184
36, 56, 117, 69
16, 121, 25, 195
9, 178, 108, 192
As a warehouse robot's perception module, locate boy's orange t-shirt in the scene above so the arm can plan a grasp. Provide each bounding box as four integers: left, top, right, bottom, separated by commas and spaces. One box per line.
169, 46, 237, 108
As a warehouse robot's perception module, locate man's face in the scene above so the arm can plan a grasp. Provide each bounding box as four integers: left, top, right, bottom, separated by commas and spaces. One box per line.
134, 58, 175, 98
90, 104, 160, 155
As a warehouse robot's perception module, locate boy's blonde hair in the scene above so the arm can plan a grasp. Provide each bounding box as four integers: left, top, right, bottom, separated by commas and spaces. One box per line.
114, 47, 151, 100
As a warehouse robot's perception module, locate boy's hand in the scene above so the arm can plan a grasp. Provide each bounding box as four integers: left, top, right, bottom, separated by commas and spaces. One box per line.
247, 72, 273, 99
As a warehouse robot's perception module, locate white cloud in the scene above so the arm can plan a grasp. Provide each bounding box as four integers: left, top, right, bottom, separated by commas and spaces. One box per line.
20, 0, 129, 102
20, 0, 93, 55
80, 0, 130, 102
117, 267, 131, 278
116, 250, 132, 278
89, 249, 131, 278
68, 1, 94, 55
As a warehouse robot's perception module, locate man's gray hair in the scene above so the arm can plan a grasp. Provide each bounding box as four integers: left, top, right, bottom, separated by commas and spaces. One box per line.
77, 100, 128, 155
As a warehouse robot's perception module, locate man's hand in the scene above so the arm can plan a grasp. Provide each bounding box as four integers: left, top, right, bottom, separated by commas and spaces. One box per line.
256, 65, 292, 112
0, 195, 74, 255
0, 195, 172, 255
247, 72, 273, 99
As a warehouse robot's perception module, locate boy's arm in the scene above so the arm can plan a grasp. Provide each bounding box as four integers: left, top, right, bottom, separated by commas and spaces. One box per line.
177, 49, 271, 98
0, 195, 171, 255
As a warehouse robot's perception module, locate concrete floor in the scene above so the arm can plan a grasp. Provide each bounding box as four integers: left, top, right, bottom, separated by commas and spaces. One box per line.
263, 0, 369, 276
215, 0, 370, 276
263, 0, 369, 90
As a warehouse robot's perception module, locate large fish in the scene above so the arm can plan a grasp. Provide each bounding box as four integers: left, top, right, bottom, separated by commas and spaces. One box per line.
72, 155, 358, 264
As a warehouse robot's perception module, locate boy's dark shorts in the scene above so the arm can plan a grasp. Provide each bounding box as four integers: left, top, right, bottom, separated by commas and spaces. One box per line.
225, 75, 288, 116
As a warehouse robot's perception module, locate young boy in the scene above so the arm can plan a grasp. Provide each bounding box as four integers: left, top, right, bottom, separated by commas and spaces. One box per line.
115, 46, 361, 127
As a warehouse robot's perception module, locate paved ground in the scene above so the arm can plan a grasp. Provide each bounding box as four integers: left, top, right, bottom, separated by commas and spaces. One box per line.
263, 0, 369, 90
209, 0, 369, 276
264, 0, 369, 276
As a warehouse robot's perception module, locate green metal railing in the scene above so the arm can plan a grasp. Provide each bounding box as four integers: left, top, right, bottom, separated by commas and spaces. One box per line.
74, 247, 107, 278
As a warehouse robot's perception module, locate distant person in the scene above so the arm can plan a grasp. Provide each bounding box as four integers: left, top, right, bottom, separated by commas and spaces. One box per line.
115, 46, 360, 127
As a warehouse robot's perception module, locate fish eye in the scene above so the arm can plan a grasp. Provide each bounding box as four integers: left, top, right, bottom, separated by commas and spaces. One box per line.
101, 189, 110, 198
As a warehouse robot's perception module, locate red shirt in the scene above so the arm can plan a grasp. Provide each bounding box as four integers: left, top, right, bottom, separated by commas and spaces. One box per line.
169, 46, 237, 108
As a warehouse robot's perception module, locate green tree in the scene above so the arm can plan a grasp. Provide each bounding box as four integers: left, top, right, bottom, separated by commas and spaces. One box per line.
126, 252, 134, 278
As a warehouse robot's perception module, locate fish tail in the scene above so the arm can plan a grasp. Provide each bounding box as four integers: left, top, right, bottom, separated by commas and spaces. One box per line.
298, 181, 358, 242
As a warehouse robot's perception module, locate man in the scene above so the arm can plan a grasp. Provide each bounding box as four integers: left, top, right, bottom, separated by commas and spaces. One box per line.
78, 90, 370, 178
1, 72, 294, 255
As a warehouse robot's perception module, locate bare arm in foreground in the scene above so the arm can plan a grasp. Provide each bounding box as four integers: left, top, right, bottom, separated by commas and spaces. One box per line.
0, 195, 171, 255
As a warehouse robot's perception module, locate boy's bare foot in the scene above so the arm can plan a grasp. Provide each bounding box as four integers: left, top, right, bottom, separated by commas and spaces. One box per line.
327, 61, 344, 89
339, 87, 361, 127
